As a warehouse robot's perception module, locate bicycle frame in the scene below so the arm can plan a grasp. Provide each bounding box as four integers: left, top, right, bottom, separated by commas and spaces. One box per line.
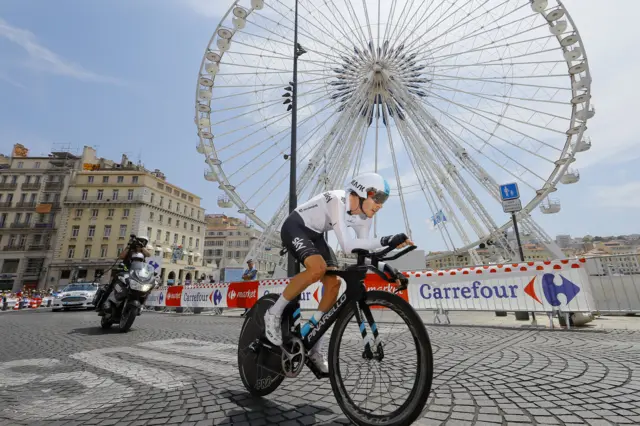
289, 266, 381, 358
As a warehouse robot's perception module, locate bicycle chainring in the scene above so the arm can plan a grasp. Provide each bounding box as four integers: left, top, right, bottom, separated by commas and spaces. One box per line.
281, 336, 306, 378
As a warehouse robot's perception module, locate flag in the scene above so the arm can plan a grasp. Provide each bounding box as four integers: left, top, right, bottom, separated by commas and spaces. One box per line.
429, 209, 447, 230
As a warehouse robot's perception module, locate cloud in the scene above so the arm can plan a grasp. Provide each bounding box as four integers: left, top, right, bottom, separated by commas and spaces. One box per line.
0, 17, 122, 85
183, 0, 224, 18
592, 181, 640, 209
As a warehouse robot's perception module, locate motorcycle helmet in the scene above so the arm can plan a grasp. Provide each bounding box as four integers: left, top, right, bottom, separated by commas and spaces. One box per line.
131, 252, 145, 262
137, 235, 149, 248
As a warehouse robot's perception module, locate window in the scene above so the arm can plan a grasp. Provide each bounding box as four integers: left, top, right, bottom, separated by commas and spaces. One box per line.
160, 196, 164, 207
183, 205, 187, 214
244, 240, 249, 247
198, 226, 200, 233
20, 193, 26, 202
191, 208, 194, 217
91, 209, 98, 218
132, 176, 139, 184
75, 209, 83, 218
120, 224, 127, 237
29, 194, 36, 202
173, 233, 178, 244
123, 208, 129, 217
156, 229, 161, 241
35, 176, 41, 184
127, 189, 134, 200
88, 225, 95, 237
150, 193, 155, 203
102, 176, 109, 183
25, 176, 31, 184
182, 235, 186, 245
159, 214, 163, 224
103, 225, 111, 237
67, 245, 75, 259
227, 251, 232, 259
189, 237, 193, 247
168, 200, 172, 209
177, 203, 180, 212
14, 213, 21, 224
167, 218, 172, 226
117, 176, 124, 183
165, 231, 170, 242
149, 212, 154, 220
88, 176, 94, 183
116, 244, 124, 255
191, 224, 194, 231
183, 222, 187, 229
112, 190, 118, 200
146, 227, 152, 238
235, 251, 241, 258
17, 161, 23, 169
97, 189, 104, 200
107, 209, 114, 218
176, 220, 180, 228
72, 226, 80, 237
83, 245, 91, 258
35, 161, 41, 169
81, 190, 88, 200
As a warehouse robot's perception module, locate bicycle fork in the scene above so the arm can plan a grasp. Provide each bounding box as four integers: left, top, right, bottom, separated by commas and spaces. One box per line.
353, 301, 384, 361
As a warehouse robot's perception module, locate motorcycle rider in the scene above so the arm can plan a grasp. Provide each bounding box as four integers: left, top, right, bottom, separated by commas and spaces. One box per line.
95, 235, 150, 313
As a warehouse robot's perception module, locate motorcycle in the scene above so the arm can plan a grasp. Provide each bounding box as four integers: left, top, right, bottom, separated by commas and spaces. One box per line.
96, 235, 158, 332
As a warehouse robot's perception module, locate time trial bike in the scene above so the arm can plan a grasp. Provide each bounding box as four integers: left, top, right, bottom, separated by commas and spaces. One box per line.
237, 245, 433, 426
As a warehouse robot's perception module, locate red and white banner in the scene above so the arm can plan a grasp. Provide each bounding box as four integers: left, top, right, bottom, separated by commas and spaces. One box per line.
144, 259, 596, 313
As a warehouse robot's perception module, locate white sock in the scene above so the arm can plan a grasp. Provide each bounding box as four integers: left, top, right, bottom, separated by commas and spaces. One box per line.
310, 310, 324, 325
268, 294, 290, 317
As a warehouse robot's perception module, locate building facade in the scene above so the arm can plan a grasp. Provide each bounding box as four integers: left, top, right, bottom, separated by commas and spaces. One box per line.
47, 147, 207, 287
203, 214, 272, 278
0, 145, 81, 291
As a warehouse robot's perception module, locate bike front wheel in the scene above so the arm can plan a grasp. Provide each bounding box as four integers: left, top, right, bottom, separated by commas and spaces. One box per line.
329, 290, 433, 426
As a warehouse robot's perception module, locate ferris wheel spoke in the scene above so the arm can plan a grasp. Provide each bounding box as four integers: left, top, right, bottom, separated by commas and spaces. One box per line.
387, 0, 434, 48
407, 1, 528, 60
428, 81, 570, 106
417, 96, 551, 184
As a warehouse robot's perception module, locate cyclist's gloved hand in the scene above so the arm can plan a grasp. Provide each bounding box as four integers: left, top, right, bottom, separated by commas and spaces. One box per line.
381, 233, 409, 248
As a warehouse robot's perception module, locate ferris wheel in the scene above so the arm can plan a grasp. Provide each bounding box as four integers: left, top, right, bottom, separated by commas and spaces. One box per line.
195, 0, 594, 272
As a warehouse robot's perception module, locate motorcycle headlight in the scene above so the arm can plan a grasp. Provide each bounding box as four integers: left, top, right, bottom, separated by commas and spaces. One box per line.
129, 281, 154, 292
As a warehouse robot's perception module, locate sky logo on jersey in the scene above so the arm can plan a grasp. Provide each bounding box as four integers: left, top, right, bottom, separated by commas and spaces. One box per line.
525, 274, 580, 306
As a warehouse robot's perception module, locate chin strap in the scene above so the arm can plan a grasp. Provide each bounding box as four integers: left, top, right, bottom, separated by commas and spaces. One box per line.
347, 196, 367, 217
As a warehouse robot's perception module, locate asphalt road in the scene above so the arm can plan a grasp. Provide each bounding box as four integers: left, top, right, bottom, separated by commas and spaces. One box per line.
1, 309, 640, 425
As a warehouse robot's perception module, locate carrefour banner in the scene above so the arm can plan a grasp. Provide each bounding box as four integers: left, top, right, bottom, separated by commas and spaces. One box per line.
144, 259, 596, 313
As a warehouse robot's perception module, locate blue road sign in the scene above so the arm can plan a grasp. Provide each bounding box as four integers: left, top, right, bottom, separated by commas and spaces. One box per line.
499, 182, 520, 201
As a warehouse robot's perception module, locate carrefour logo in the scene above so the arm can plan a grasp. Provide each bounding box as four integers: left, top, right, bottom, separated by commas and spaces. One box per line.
525, 273, 580, 306
229, 290, 236, 300
420, 281, 519, 300
211, 290, 222, 305
158, 293, 164, 304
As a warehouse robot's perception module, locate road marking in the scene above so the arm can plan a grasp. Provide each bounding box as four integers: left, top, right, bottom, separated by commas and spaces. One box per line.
0, 360, 133, 420
71, 339, 239, 390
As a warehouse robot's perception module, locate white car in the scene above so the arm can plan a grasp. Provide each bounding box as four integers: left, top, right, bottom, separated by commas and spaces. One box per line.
52, 283, 99, 311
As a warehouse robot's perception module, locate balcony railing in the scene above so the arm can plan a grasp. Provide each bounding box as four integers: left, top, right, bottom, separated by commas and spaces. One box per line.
64, 195, 145, 203
0, 182, 17, 190
0, 201, 11, 208
10, 222, 31, 229
2, 245, 25, 251
34, 222, 55, 230
27, 244, 51, 251
21, 183, 41, 191
44, 182, 64, 191
15, 201, 37, 208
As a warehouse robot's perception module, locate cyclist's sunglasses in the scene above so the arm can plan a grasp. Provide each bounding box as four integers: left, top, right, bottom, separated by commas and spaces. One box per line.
367, 188, 389, 205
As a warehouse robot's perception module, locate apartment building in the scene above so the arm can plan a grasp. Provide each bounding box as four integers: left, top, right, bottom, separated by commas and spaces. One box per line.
49, 146, 207, 287
203, 214, 265, 274
0, 144, 81, 291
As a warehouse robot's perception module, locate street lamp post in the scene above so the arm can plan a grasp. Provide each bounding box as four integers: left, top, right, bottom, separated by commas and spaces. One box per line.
287, 0, 301, 277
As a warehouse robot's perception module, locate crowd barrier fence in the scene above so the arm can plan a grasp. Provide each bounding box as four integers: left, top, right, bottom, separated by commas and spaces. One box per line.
144, 258, 606, 328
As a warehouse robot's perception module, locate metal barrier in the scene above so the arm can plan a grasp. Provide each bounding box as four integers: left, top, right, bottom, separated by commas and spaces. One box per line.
144, 258, 599, 328
584, 255, 640, 314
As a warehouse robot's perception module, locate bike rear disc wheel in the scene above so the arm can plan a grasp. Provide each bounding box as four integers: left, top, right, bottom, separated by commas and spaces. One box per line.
329, 290, 433, 426
237, 294, 285, 396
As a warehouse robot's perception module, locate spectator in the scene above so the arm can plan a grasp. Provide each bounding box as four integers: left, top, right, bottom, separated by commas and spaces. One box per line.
240, 259, 257, 317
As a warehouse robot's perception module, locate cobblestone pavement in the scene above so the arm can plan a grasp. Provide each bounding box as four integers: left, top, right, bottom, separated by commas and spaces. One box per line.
1, 309, 640, 425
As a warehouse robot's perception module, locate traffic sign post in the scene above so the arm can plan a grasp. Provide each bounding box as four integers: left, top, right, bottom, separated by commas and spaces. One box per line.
498, 182, 524, 262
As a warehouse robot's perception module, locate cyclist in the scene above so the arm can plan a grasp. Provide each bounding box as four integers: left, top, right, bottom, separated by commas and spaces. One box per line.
264, 172, 413, 373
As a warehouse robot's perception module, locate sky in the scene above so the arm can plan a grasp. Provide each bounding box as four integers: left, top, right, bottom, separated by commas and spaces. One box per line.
0, 0, 638, 255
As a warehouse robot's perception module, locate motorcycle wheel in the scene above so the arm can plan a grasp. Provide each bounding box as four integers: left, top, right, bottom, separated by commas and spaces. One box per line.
100, 316, 113, 329
119, 304, 137, 332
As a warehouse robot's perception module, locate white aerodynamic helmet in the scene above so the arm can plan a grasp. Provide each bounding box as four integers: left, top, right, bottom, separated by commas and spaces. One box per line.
347, 172, 391, 205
